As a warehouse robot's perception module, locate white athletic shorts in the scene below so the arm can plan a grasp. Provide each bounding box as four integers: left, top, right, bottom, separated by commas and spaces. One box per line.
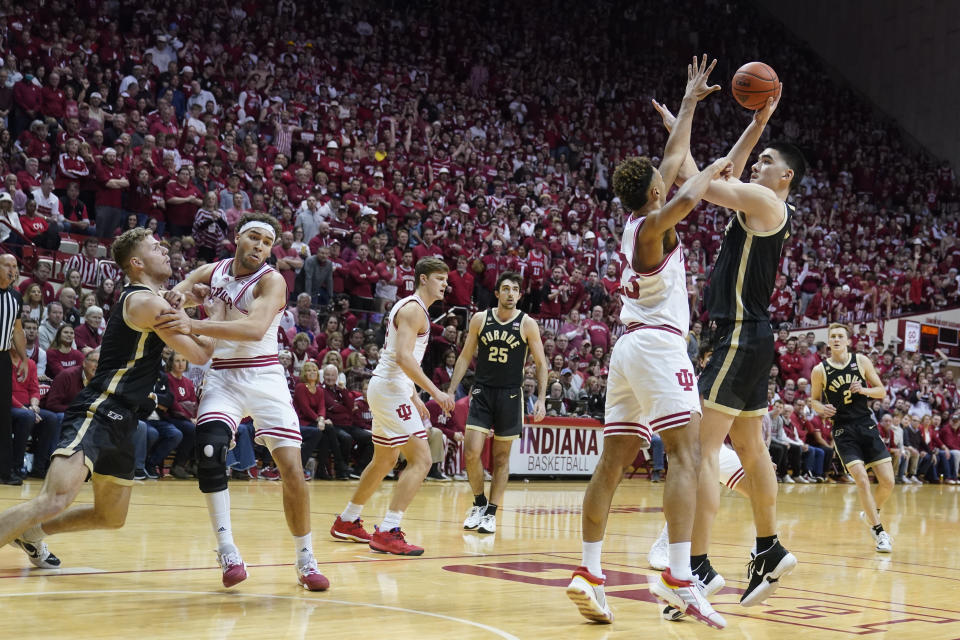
718, 444, 745, 490
602, 327, 701, 446
197, 362, 302, 451
368, 375, 427, 447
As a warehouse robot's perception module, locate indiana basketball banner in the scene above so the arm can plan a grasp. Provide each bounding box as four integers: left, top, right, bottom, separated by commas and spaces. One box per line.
509, 417, 605, 475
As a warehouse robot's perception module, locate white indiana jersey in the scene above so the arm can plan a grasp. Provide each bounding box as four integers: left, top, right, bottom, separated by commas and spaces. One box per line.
618, 215, 690, 335
208, 258, 283, 361
373, 294, 430, 392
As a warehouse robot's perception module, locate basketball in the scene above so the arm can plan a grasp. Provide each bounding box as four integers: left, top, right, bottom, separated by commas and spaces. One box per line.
731, 61, 780, 110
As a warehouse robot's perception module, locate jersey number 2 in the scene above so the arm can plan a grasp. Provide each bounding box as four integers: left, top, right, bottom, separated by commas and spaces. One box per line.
842, 390, 852, 405
488, 346, 509, 363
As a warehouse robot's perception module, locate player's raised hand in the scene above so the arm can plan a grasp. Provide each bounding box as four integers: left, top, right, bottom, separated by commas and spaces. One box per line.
754, 83, 783, 127
162, 288, 186, 309
708, 156, 733, 178
684, 54, 720, 102
651, 99, 676, 132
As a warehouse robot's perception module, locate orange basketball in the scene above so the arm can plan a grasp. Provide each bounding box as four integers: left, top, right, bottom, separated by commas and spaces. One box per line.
731, 61, 780, 110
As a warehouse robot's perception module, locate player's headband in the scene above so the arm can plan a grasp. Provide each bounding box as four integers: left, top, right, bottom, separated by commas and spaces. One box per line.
238, 221, 276, 240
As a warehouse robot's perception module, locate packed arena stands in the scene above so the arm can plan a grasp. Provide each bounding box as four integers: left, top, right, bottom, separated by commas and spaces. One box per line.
1, 0, 958, 484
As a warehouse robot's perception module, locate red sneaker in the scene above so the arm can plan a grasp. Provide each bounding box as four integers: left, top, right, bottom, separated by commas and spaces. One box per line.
217, 550, 247, 588
260, 466, 280, 481
369, 527, 424, 556
297, 558, 330, 591
331, 515, 372, 543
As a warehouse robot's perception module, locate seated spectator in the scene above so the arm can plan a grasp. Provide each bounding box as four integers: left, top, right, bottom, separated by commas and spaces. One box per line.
939, 413, 960, 483
10, 350, 60, 479
322, 363, 369, 476
226, 420, 259, 479
433, 349, 457, 392
544, 381, 568, 416
140, 367, 184, 479
163, 352, 200, 479
74, 305, 104, 351
17, 261, 56, 306
293, 361, 346, 480
45, 324, 83, 378
770, 402, 805, 482
21, 317, 47, 380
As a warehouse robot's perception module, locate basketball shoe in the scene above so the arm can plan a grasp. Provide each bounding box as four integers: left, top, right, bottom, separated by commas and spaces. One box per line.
647, 524, 669, 571
662, 564, 725, 621
217, 549, 247, 588
369, 527, 424, 556
859, 511, 893, 553
740, 541, 797, 607
11, 538, 61, 569
331, 515, 372, 542
297, 557, 330, 591
477, 513, 496, 534
565, 567, 613, 623
463, 505, 486, 530
650, 568, 726, 629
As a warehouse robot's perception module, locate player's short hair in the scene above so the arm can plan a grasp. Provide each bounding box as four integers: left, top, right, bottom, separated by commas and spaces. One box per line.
767, 142, 806, 194
828, 322, 852, 338
612, 156, 655, 212
496, 270, 522, 291
415, 257, 449, 284
236, 211, 281, 242
112, 227, 153, 271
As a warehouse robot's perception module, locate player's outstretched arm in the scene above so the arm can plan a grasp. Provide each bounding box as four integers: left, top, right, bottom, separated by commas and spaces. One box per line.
522, 314, 548, 422
642, 156, 732, 237
447, 311, 482, 396
394, 303, 454, 413
808, 363, 835, 417
725, 86, 782, 180
168, 262, 217, 308
658, 54, 719, 190
126, 292, 216, 364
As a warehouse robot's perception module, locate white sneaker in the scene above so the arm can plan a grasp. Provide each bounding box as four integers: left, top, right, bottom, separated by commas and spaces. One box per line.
650, 569, 726, 629
477, 513, 496, 534
647, 523, 669, 571
875, 531, 893, 553
463, 505, 486, 530
663, 566, 725, 622
11, 538, 61, 569
782, 474, 795, 484
566, 567, 614, 623
795, 475, 809, 484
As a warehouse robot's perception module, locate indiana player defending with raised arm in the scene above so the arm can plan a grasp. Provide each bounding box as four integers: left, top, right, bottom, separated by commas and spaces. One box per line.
447, 271, 548, 535
810, 324, 893, 553
330, 257, 454, 556
0, 228, 215, 569
654, 84, 804, 606
157, 213, 328, 591
566, 55, 727, 629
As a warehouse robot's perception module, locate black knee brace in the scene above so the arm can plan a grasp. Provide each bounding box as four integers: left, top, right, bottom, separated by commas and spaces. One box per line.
196, 420, 232, 493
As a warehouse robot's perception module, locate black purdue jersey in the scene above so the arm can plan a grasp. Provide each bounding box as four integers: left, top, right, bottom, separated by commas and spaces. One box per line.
706, 203, 793, 323
85, 285, 166, 409
821, 355, 874, 425
474, 309, 528, 388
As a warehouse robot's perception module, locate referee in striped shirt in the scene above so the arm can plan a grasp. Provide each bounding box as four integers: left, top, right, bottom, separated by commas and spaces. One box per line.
0, 254, 29, 485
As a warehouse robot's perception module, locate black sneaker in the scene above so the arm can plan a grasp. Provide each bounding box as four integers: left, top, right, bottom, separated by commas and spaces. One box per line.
740, 541, 797, 607
1, 474, 23, 486
11, 538, 61, 569
143, 465, 159, 480
133, 468, 148, 481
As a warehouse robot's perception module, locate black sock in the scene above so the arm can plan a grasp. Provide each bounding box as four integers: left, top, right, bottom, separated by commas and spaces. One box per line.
872, 523, 884, 535
690, 554, 709, 576
486, 503, 498, 515
474, 494, 488, 508
756, 535, 778, 554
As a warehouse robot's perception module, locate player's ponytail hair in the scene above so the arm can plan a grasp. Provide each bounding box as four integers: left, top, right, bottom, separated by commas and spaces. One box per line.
612, 156, 655, 212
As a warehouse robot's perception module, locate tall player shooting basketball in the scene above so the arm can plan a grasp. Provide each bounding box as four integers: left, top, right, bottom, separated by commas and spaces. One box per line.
566, 55, 728, 629
654, 81, 805, 606
447, 271, 549, 535
0, 228, 216, 569
330, 257, 455, 556
157, 213, 328, 591
810, 324, 893, 552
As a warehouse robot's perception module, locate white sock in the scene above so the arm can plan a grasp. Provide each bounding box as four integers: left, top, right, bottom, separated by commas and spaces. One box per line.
294, 533, 313, 567
668, 542, 693, 581
22, 524, 46, 542
204, 490, 236, 554
582, 540, 603, 578
341, 501, 363, 523
380, 509, 403, 532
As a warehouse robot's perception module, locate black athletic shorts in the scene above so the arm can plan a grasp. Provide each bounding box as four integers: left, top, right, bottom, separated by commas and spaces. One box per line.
466, 384, 524, 440
52, 389, 139, 485
699, 320, 774, 417
832, 418, 891, 470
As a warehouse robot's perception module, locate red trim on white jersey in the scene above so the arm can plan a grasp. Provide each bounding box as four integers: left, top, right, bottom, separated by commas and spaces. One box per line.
624, 322, 683, 337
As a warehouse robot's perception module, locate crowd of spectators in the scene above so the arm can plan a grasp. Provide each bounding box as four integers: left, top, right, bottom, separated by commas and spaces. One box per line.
1, 0, 958, 482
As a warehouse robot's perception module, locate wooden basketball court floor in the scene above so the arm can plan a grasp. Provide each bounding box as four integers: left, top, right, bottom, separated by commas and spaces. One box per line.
1, 477, 959, 640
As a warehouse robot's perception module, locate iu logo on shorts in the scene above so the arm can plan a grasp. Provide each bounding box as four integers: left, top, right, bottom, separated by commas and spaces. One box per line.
396, 404, 413, 421
676, 369, 695, 392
